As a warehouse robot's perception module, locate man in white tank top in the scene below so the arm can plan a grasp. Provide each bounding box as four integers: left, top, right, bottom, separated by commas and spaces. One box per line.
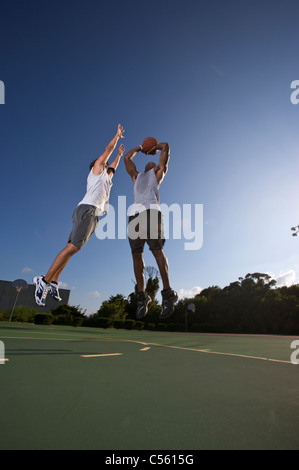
124, 141, 178, 320
33, 124, 125, 307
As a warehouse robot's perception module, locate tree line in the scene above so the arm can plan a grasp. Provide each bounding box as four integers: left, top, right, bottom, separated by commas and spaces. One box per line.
1, 271, 298, 335
84, 272, 299, 335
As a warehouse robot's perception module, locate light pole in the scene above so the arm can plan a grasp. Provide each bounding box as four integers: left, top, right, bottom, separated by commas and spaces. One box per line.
9, 279, 28, 322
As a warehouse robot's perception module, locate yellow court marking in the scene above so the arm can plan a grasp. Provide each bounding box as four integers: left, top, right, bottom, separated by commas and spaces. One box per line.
0, 336, 147, 345
81, 353, 123, 358
0, 336, 292, 365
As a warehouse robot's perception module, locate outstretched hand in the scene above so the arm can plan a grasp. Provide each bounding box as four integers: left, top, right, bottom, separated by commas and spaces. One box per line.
118, 144, 125, 156
117, 124, 125, 139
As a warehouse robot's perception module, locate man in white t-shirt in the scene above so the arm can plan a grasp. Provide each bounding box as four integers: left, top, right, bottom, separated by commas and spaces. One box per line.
124, 141, 178, 320
33, 124, 125, 307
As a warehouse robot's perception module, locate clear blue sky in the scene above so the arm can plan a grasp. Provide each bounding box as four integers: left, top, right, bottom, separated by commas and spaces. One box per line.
1, 0, 299, 314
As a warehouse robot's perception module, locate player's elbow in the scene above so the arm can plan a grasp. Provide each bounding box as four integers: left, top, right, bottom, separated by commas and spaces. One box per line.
161, 142, 169, 153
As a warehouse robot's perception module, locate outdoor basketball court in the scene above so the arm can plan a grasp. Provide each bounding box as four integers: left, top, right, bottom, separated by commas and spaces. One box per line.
0, 322, 299, 450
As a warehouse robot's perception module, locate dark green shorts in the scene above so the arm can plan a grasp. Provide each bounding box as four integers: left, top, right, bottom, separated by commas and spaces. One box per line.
68, 204, 99, 249
128, 209, 165, 253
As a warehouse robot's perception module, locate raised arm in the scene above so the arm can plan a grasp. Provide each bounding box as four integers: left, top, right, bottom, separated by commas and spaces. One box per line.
107, 144, 125, 179
154, 142, 170, 183
92, 124, 125, 175
124, 145, 142, 182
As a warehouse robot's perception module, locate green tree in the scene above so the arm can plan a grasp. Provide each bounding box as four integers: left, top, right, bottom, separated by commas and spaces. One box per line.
51, 304, 86, 318
126, 267, 161, 323
96, 294, 128, 321
50, 304, 86, 327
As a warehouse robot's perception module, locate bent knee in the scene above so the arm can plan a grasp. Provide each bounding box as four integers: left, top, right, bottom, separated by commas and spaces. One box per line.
67, 243, 80, 254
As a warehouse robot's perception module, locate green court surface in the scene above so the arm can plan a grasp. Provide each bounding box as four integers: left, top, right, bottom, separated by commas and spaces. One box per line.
0, 322, 299, 450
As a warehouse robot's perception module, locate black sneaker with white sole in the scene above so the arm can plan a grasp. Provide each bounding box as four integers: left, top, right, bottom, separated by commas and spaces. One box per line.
160, 288, 178, 319
33, 276, 51, 307
49, 282, 62, 302
136, 291, 152, 320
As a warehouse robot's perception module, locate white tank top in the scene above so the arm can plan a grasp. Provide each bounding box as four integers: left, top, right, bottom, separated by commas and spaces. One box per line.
129, 168, 160, 215
78, 169, 112, 216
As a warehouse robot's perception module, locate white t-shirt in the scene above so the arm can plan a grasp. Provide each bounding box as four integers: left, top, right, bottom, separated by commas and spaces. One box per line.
128, 168, 160, 216
78, 169, 112, 216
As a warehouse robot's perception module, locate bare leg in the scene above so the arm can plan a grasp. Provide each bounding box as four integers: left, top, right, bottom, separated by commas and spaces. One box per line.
152, 249, 170, 290
50, 258, 70, 283
44, 243, 80, 284
132, 252, 145, 292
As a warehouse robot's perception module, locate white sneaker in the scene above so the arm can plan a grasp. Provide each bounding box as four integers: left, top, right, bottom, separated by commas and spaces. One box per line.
33, 276, 50, 307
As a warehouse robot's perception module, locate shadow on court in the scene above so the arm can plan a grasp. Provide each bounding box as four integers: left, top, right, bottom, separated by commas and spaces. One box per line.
0, 322, 299, 450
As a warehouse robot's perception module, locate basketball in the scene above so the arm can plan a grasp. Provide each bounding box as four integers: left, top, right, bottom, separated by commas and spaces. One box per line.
142, 137, 159, 154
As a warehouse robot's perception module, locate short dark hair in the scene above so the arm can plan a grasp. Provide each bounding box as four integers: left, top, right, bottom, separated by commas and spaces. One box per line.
89, 160, 96, 171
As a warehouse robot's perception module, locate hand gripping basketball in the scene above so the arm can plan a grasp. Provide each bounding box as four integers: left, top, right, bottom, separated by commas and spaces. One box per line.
141, 137, 159, 154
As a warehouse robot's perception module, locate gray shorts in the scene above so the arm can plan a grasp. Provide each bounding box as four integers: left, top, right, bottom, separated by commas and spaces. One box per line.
128, 209, 165, 253
68, 204, 99, 249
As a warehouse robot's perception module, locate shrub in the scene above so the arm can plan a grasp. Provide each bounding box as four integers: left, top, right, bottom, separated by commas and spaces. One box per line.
135, 321, 144, 330
156, 323, 167, 331
52, 314, 74, 326
51, 304, 85, 317
92, 317, 113, 329
73, 317, 84, 327
167, 323, 177, 332
0, 306, 41, 323
0, 311, 10, 322
34, 313, 53, 325
124, 319, 136, 330
113, 320, 126, 329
